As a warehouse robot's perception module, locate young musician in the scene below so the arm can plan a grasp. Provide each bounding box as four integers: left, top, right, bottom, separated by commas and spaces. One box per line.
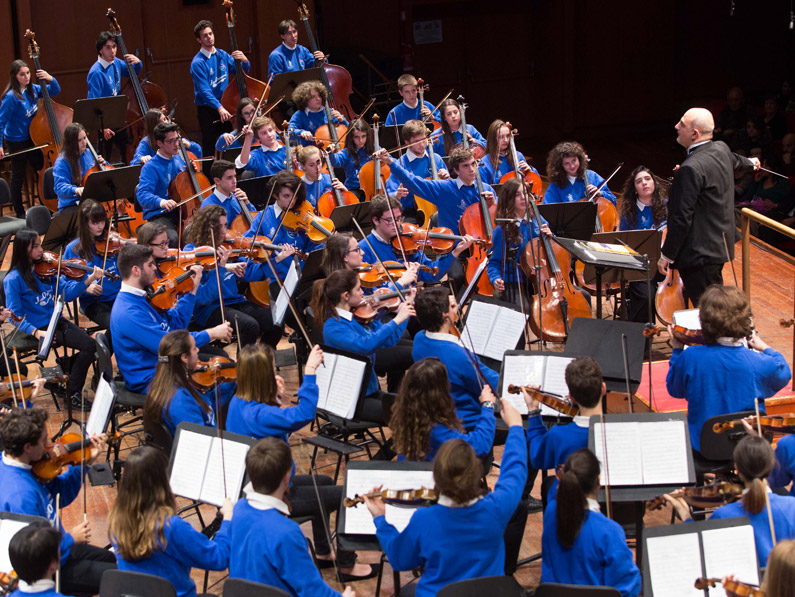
226, 344, 374, 580
267, 19, 325, 78
479, 119, 540, 186
363, 402, 526, 596
108, 445, 233, 597
666, 436, 795, 567
541, 449, 641, 596
0, 408, 115, 596
109, 243, 232, 394
190, 19, 250, 163
384, 74, 440, 127
385, 119, 448, 221
769, 431, 795, 497
411, 286, 499, 429
756, 540, 795, 597
63, 199, 121, 346
237, 115, 288, 177
132, 109, 202, 166
328, 119, 372, 196
200, 159, 257, 223
0, 59, 60, 218
135, 220, 169, 267
215, 97, 257, 153
296, 145, 341, 208
390, 357, 496, 461
543, 141, 617, 205
666, 284, 790, 453
322, 232, 417, 290
288, 81, 348, 146
229, 437, 358, 596
4, 229, 102, 409
7, 522, 67, 597
185, 205, 283, 348
86, 31, 142, 162
432, 98, 486, 157
52, 123, 96, 213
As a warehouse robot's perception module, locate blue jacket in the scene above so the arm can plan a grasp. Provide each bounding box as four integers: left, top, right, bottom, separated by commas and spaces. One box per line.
109, 288, 209, 393
543, 170, 617, 205
666, 344, 790, 451
238, 145, 288, 178
770, 434, 795, 496
359, 232, 455, 285
303, 174, 332, 208
162, 385, 217, 436
267, 44, 315, 78
63, 239, 121, 310
86, 57, 142, 99
385, 149, 447, 212
384, 101, 440, 127
431, 125, 486, 156
190, 49, 250, 109
137, 153, 188, 220
288, 109, 348, 146
3, 269, 84, 335
401, 406, 495, 462
542, 501, 641, 596
53, 151, 94, 211
8, 588, 68, 597
199, 191, 257, 227
411, 331, 499, 429
0, 80, 61, 144
132, 138, 201, 166
243, 205, 318, 281
329, 147, 370, 190
375, 425, 526, 597
479, 151, 539, 186
115, 515, 231, 597
526, 415, 590, 471
618, 203, 667, 231
487, 220, 545, 285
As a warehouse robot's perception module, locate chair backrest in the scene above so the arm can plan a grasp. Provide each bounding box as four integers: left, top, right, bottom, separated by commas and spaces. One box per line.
144, 417, 174, 455
700, 410, 754, 461
0, 178, 10, 206
437, 575, 525, 597
42, 167, 56, 201
95, 333, 114, 382
99, 569, 177, 597
223, 578, 291, 597
534, 582, 621, 597
25, 205, 51, 236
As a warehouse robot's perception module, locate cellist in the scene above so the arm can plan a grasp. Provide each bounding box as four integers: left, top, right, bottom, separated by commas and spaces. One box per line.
288, 81, 348, 146
542, 141, 616, 205
267, 19, 325, 78
384, 74, 440, 127
479, 120, 539, 186
52, 123, 97, 213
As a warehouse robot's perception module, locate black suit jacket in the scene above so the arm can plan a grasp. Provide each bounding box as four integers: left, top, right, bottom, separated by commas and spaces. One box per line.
662, 140, 754, 270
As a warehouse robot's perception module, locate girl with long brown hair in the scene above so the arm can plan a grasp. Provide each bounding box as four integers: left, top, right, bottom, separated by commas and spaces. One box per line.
479, 119, 538, 185
431, 98, 486, 157
329, 118, 373, 199
52, 122, 96, 212
543, 140, 616, 205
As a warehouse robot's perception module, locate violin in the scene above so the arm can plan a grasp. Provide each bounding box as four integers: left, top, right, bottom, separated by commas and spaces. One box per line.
357, 261, 437, 288
506, 385, 580, 417
223, 231, 308, 261
219, 1, 270, 115
0, 373, 67, 402
280, 200, 335, 243
695, 577, 764, 597
359, 115, 390, 202
146, 267, 198, 312
645, 481, 744, 511
391, 222, 489, 255
317, 148, 359, 218
713, 414, 795, 435
351, 288, 402, 323
344, 486, 437, 508
94, 231, 135, 255
191, 356, 237, 391
35, 251, 119, 281
643, 324, 704, 346
156, 246, 218, 274
31, 432, 116, 481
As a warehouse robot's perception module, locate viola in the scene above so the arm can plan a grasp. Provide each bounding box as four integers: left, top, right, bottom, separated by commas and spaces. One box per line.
655, 227, 688, 325
317, 148, 359, 217
506, 385, 580, 417
357, 261, 437, 288
223, 231, 308, 261
156, 246, 218, 274
280, 200, 335, 243
95, 231, 135, 255
24, 29, 73, 213
496, 124, 543, 200
359, 115, 390, 201
0, 373, 67, 402
146, 267, 198, 312
417, 78, 441, 133
643, 324, 704, 346
351, 288, 402, 323
645, 481, 744, 511
344, 486, 437, 508
392, 222, 489, 255
713, 413, 795, 435
35, 251, 119, 281
191, 355, 237, 391
695, 577, 764, 597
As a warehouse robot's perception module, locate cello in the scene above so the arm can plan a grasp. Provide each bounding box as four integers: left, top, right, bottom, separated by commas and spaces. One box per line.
219, 1, 270, 115
358, 115, 390, 201
498, 123, 543, 199
580, 160, 621, 233
24, 30, 73, 213
417, 78, 441, 133
168, 131, 214, 241
316, 147, 359, 217
655, 228, 688, 325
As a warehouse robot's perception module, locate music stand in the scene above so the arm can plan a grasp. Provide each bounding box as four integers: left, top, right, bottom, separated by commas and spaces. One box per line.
73, 96, 129, 143
378, 125, 401, 153
294, 250, 325, 300
237, 175, 275, 210
537, 202, 597, 240
221, 146, 243, 164
269, 68, 324, 105
41, 211, 78, 252
82, 165, 142, 235
330, 202, 372, 233
579, 230, 662, 285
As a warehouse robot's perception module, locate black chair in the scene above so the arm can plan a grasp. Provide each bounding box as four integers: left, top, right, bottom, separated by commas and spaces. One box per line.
144, 418, 174, 455
25, 204, 51, 236
99, 569, 177, 597
222, 578, 290, 597
437, 575, 526, 596
41, 167, 56, 207
694, 410, 754, 480
0, 179, 25, 262
534, 583, 621, 596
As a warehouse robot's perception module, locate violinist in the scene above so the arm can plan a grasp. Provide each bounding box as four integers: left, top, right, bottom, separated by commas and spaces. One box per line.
215, 97, 257, 153
288, 81, 348, 146
108, 445, 233, 597
109, 243, 232, 395
542, 141, 616, 205
52, 123, 96, 213
190, 19, 250, 164
767, 423, 795, 497
479, 119, 539, 185
229, 437, 360, 595
0, 408, 114, 596
135, 221, 170, 274
8, 522, 66, 597
199, 160, 257, 226
328, 119, 373, 198
185, 205, 283, 349
755, 540, 795, 597
4, 229, 102, 410
664, 436, 795, 567
267, 19, 325, 78
63, 199, 121, 350
666, 285, 790, 454
0, 59, 60, 219
384, 74, 440, 127
132, 109, 202, 166
226, 345, 376, 581
296, 145, 342, 207
541, 449, 641, 596
385, 119, 448, 221
362, 403, 526, 596
431, 98, 486, 157
236, 115, 288, 177
86, 31, 142, 163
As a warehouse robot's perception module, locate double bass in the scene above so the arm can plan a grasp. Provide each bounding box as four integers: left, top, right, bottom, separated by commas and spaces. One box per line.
24, 30, 72, 213
219, 1, 270, 115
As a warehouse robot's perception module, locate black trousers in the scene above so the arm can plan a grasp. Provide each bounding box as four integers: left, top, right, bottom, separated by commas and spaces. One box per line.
60, 542, 117, 597
43, 318, 96, 398
679, 262, 724, 307
374, 337, 414, 393
196, 105, 231, 174
204, 300, 283, 349
5, 138, 43, 217
626, 272, 664, 324
97, 127, 131, 165
83, 300, 113, 352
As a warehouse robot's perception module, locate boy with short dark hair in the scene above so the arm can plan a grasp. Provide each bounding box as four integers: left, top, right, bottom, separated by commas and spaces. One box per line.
384, 75, 440, 127
8, 521, 66, 597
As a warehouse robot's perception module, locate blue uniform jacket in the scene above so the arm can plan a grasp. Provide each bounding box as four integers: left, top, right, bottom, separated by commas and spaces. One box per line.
0, 80, 61, 144
137, 153, 188, 220
3, 269, 84, 335
63, 239, 121, 310
190, 49, 250, 109
53, 151, 94, 211
86, 57, 142, 99
543, 170, 617, 205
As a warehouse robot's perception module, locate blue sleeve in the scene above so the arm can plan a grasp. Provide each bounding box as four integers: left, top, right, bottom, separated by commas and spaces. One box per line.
278, 525, 341, 597
432, 406, 495, 456
325, 318, 405, 354
251, 375, 319, 436
418, 251, 456, 283
0, 94, 12, 145
45, 78, 61, 97
758, 348, 792, 395
188, 140, 203, 158
288, 111, 310, 137
61, 277, 87, 303
602, 522, 642, 597
384, 108, 396, 127
665, 348, 686, 398
267, 52, 283, 77
136, 162, 164, 212
525, 415, 555, 470
3, 275, 37, 336
487, 226, 505, 283
298, 46, 315, 69
191, 60, 221, 109
770, 435, 795, 493
131, 140, 152, 165
166, 391, 209, 431
490, 425, 528, 526
328, 149, 347, 169
389, 161, 445, 206
374, 515, 423, 571
170, 517, 231, 570
588, 171, 616, 205
46, 464, 84, 508
543, 184, 563, 204
469, 125, 486, 147
53, 157, 78, 199
86, 67, 104, 100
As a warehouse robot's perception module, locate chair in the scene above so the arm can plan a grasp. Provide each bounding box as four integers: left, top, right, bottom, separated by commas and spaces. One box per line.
41, 167, 56, 207
25, 204, 52, 236
695, 410, 754, 480
437, 575, 525, 597
223, 578, 290, 597
0, 179, 25, 263
144, 418, 174, 454
99, 569, 176, 597
534, 583, 621, 596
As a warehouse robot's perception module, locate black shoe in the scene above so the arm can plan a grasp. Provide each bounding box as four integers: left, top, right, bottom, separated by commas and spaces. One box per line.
70, 394, 93, 412
337, 564, 380, 583
525, 497, 544, 514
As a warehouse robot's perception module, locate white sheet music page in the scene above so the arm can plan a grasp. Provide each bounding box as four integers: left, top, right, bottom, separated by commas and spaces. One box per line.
640, 420, 690, 485
382, 470, 435, 533
169, 430, 213, 501
273, 261, 301, 326
324, 355, 367, 419
483, 307, 526, 361
673, 308, 701, 330
201, 438, 251, 506
702, 525, 760, 588
314, 353, 337, 410
500, 355, 544, 415
542, 356, 575, 397
645, 533, 704, 597
461, 301, 498, 356
593, 422, 644, 486
0, 520, 30, 573
85, 376, 115, 437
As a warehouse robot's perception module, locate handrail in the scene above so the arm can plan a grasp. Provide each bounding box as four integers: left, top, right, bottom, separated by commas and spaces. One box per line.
740, 207, 795, 298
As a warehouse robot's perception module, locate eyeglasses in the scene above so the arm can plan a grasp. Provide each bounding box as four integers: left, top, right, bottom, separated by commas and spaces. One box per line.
379, 215, 404, 224
149, 240, 169, 248
346, 247, 364, 254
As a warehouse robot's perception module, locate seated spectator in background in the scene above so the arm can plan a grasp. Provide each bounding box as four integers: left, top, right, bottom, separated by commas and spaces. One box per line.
734, 165, 755, 204
716, 87, 752, 150
763, 95, 788, 142
739, 154, 792, 216
780, 133, 795, 178
735, 117, 773, 156
777, 80, 795, 113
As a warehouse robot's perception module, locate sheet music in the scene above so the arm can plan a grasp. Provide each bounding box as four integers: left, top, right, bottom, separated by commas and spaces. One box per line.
593, 422, 644, 486
645, 533, 704, 597
38, 297, 64, 360
461, 301, 498, 356
314, 353, 336, 408
501, 355, 544, 414
85, 376, 115, 437
543, 356, 574, 397
0, 519, 30, 573
483, 308, 526, 361
640, 420, 690, 485
201, 438, 250, 506
169, 430, 213, 501
702, 526, 760, 588
673, 308, 701, 330
273, 261, 301, 326
317, 354, 366, 419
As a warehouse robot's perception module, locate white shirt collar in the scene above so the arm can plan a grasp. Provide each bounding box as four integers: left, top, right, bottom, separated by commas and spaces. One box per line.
214, 191, 233, 202
567, 175, 577, 185
687, 139, 710, 154
587, 497, 601, 512
426, 331, 463, 346
282, 42, 297, 51
438, 494, 482, 507
573, 415, 590, 427
243, 483, 290, 515
274, 204, 284, 218
406, 149, 425, 163
371, 231, 389, 244
18, 579, 56, 593
716, 336, 746, 347
97, 56, 113, 69
120, 282, 147, 297
2, 453, 31, 470
636, 199, 652, 212
335, 307, 353, 321
455, 178, 472, 190
200, 47, 216, 59
304, 107, 323, 115
261, 143, 281, 153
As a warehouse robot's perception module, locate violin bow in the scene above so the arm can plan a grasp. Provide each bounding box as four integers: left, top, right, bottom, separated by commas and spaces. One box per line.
423, 89, 454, 125
387, 204, 409, 265
54, 493, 60, 594
755, 396, 777, 547
81, 389, 87, 522
585, 162, 623, 202
215, 381, 228, 501
271, 182, 302, 241
600, 411, 613, 519
351, 217, 406, 301
12, 349, 24, 409
99, 225, 113, 291
332, 97, 376, 148
244, 176, 279, 269
447, 280, 494, 394
417, 205, 434, 267
722, 232, 739, 287
210, 228, 227, 327
0, 331, 18, 408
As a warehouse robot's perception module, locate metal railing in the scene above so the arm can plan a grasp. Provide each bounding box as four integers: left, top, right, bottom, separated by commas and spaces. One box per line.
740, 207, 795, 298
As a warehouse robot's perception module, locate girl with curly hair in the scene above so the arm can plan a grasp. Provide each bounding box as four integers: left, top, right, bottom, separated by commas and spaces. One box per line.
288, 80, 348, 146
543, 140, 616, 205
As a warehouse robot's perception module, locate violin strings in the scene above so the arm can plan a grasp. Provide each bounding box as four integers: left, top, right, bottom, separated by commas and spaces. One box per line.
351, 217, 406, 301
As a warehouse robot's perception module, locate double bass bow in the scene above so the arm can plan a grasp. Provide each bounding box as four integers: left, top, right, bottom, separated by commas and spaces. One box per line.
219, 1, 270, 115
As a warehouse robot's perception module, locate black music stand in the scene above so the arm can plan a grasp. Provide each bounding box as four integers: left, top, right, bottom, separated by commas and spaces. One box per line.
41, 211, 78, 252
82, 165, 142, 236
378, 125, 401, 153
330, 202, 372, 233
537, 202, 596, 240
221, 146, 243, 163
269, 68, 324, 105
237, 175, 275, 210
73, 96, 129, 149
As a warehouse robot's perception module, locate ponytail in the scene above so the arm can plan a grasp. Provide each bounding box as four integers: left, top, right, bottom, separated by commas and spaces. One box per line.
310, 269, 358, 328
734, 435, 776, 515
556, 449, 600, 549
